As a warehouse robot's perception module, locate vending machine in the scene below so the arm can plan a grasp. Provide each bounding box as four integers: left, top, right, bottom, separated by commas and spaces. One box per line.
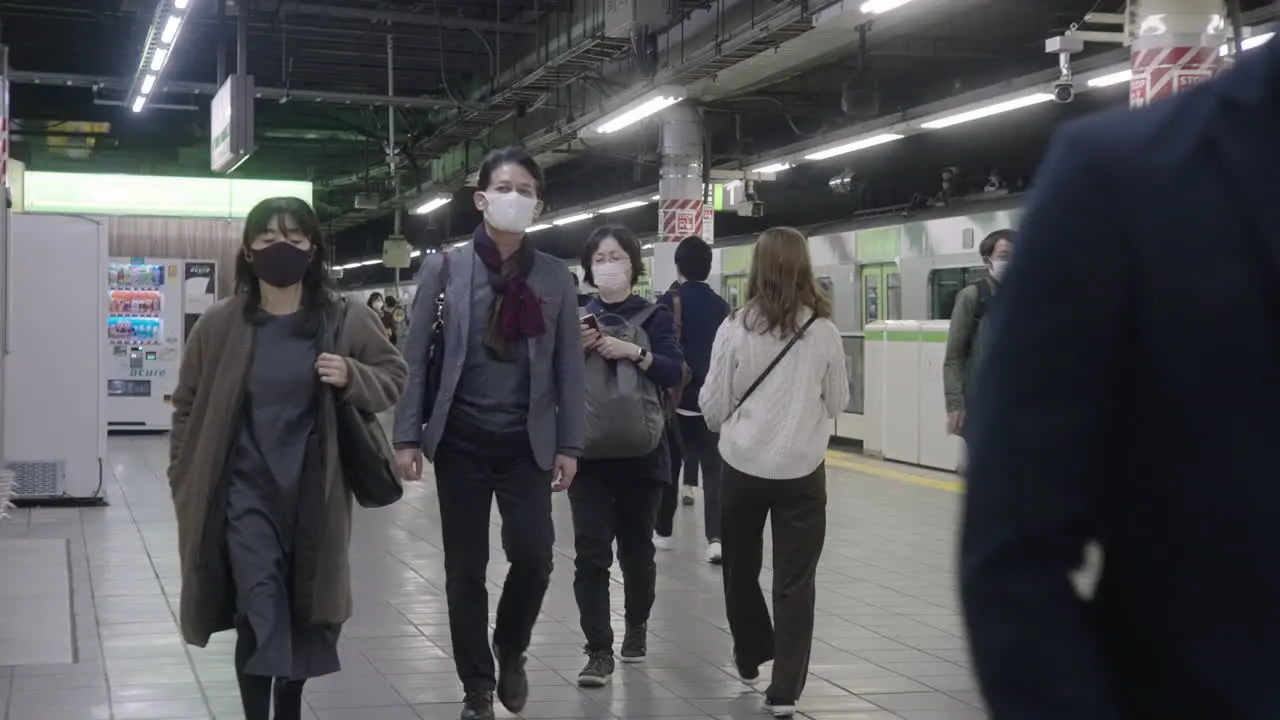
105, 258, 217, 431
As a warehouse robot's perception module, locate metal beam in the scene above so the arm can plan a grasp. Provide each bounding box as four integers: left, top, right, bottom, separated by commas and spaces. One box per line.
278, 3, 534, 35
6, 70, 457, 109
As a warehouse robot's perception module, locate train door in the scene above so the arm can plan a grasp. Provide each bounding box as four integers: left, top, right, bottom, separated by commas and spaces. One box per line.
858, 262, 902, 327
722, 274, 747, 310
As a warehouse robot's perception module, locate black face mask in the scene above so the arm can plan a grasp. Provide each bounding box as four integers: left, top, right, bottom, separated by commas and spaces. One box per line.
250, 243, 312, 288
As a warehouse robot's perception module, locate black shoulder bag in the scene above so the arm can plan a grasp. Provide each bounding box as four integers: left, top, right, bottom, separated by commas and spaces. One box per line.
731, 314, 819, 416
325, 299, 403, 509
421, 252, 452, 423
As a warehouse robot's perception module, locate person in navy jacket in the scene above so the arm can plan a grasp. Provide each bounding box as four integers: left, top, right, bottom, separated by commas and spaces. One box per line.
960, 36, 1280, 720
654, 236, 732, 563
571, 224, 685, 689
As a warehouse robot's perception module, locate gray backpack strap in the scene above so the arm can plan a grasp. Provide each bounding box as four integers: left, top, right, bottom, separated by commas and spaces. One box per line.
629, 302, 660, 328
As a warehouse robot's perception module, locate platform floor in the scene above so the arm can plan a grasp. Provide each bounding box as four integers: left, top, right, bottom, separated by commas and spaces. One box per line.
0, 436, 983, 720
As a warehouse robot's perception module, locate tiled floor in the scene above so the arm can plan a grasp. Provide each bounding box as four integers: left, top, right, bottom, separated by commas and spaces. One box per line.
0, 436, 984, 720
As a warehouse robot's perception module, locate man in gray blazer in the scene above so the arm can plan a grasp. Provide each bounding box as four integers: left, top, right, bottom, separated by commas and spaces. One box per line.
392, 148, 586, 720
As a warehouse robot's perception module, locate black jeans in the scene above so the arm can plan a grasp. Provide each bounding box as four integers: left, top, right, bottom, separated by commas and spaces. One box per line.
569, 461, 664, 652
655, 414, 723, 541
434, 423, 554, 693
721, 461, 827, 703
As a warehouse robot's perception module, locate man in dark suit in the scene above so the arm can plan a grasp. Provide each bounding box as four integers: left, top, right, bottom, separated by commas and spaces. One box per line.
960, 37, 1280, 719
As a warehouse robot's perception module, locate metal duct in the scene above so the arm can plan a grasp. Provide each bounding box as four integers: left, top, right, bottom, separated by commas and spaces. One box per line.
659, 103, 704, 202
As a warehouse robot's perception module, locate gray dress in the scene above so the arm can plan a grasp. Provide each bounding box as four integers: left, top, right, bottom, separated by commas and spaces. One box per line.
225, 311, 340, 679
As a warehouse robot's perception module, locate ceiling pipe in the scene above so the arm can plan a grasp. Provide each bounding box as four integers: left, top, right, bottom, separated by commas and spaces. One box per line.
6, 70, 456, 110
277, 2, 534, 35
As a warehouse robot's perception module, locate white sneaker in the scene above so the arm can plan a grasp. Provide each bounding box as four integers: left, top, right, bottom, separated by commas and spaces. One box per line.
681, 485, 695, 505
705, 541, 722, 565
653, 533, 674, 551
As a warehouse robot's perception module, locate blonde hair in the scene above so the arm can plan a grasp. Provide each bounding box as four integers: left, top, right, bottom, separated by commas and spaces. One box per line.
741, 226, 831, 336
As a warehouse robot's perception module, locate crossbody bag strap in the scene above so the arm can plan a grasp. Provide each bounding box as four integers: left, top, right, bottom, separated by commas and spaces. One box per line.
732, 314, 819, 415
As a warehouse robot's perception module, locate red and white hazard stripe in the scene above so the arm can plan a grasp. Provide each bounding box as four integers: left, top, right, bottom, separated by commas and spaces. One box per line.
1130, 46, 1222, 108
658, 197, 703, 243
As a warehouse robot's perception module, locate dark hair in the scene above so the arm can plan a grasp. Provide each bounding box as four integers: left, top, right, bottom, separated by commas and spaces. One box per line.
674, 235, 713, 281
236, 196, 333, 325
477, 146, 546, 198
580, 225, 645, 287
367, 292, 383, 307
979, 229, 1016, 259
383, 296, 398, 309
570, 270, 581, 287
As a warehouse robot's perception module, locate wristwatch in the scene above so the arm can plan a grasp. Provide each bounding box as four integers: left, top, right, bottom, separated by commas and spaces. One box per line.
635, 347, 649, 363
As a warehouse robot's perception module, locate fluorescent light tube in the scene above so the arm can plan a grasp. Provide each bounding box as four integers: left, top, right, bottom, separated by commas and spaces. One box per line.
140, 74, 157, 94
920, 93, 1055, 130
174, 0, 190, 8
804, 133, 904, 161
412, 196, 451, 215
410, 249, 422, 258
1220, 31, 1275, 56
594, 87, 687, 134
151, 48, 168, 71
1088, 69, 1132, 88
861, 0, 919, 14
597, 200, 648, 214
552, 213, 595, 226
651, 195, 661, 201
160, 15, 182, 44
131, 96, 146, 113
526, 223, 552, 233
754, 162, 793, 173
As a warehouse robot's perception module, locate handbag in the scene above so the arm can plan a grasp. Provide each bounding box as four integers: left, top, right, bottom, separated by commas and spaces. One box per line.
421, 252, 452, 423
730, 313, 819, 417
325, 299, 403, 509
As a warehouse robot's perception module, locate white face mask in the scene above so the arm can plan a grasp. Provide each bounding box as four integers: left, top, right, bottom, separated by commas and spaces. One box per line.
483, 191, 538, 234
372, 301, 384, 311
989, 259, 1009, 281
592, 261, 632, 298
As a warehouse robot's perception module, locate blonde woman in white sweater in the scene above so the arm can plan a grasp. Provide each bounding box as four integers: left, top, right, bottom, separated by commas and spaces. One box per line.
699, 227, 849, 719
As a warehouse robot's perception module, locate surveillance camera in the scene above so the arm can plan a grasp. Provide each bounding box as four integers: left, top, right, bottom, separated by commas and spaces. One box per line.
1053, 79, 1075, 104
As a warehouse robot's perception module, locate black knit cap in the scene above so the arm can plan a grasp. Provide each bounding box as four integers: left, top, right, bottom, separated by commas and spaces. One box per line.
674, 235, 712, 281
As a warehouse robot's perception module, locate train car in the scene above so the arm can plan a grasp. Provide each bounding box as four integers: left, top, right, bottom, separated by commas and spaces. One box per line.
567, 194, 1025, 468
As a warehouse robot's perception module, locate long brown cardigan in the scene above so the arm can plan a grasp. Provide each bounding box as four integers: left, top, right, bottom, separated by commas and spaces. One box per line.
168, 294, 408, 647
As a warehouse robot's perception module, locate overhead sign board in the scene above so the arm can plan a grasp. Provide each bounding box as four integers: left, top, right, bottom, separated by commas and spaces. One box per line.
211, 75, 256, 174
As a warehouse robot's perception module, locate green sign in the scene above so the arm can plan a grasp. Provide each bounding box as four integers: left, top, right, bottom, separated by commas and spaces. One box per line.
22, 172, 313, 219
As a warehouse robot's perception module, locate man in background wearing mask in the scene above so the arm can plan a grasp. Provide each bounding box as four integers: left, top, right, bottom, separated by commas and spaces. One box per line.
942, 229, 1014, 443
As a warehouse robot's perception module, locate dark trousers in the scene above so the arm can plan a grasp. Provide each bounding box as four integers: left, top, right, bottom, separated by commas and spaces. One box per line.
721, 461, 827, 702
569, 463, 664, 652
655, 414, 723, 541
434, 426, 554, 693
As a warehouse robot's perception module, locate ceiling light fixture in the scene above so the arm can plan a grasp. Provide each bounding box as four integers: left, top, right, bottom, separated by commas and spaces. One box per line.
753, 162, 793, 174
1088, 69, 1133, 88
804, 133, 904, 161
526, 223, 553, 233
593, 86, 687, 135
919, 93, 1055, 129
552, 212, 595, 226
597, 200, 648, 214
1220, 30, 1275, 56
412, 196, 452, 215
127, 0, 193, 114
860, 0, 919, 14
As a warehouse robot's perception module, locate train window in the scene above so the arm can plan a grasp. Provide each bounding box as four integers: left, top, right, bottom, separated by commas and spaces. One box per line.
863, 273, 879, 324
818, 276, 834, 297
929, 266, 988, 320
886, 272, 902, 320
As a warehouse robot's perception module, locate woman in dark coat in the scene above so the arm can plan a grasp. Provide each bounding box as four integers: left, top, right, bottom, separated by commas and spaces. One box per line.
169, 197, 407, 720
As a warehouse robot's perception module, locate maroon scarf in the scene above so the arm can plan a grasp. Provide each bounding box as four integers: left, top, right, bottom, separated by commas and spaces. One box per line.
472, 225, 546, 359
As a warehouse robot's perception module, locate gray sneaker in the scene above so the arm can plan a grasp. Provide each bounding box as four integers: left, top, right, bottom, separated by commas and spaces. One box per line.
577, 649, 615, 687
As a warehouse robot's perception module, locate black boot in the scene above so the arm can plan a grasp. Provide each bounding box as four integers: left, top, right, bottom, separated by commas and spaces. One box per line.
273, 678, 306, 720
460, 690, 495, 720
235, 624, 272, 720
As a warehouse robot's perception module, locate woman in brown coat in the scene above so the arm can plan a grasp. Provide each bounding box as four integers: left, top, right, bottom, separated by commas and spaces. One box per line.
168, 197, 407, 720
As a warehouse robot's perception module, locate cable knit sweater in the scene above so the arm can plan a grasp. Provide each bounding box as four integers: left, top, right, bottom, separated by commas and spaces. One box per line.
699, 308, 849, 480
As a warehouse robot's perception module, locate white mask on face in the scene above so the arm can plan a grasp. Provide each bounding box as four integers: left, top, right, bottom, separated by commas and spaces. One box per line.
483, 191, 538, 234
372, 301, 384, 311
989, 259, 1009, 281
592, 261, 632, 299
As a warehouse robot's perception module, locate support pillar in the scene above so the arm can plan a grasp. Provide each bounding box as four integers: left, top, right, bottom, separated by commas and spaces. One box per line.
653, 104, 706, 293
1129, 0, 1228, 108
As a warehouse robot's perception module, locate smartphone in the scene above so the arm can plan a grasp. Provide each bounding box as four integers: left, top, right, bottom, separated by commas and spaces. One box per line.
581, 315, 600, 332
